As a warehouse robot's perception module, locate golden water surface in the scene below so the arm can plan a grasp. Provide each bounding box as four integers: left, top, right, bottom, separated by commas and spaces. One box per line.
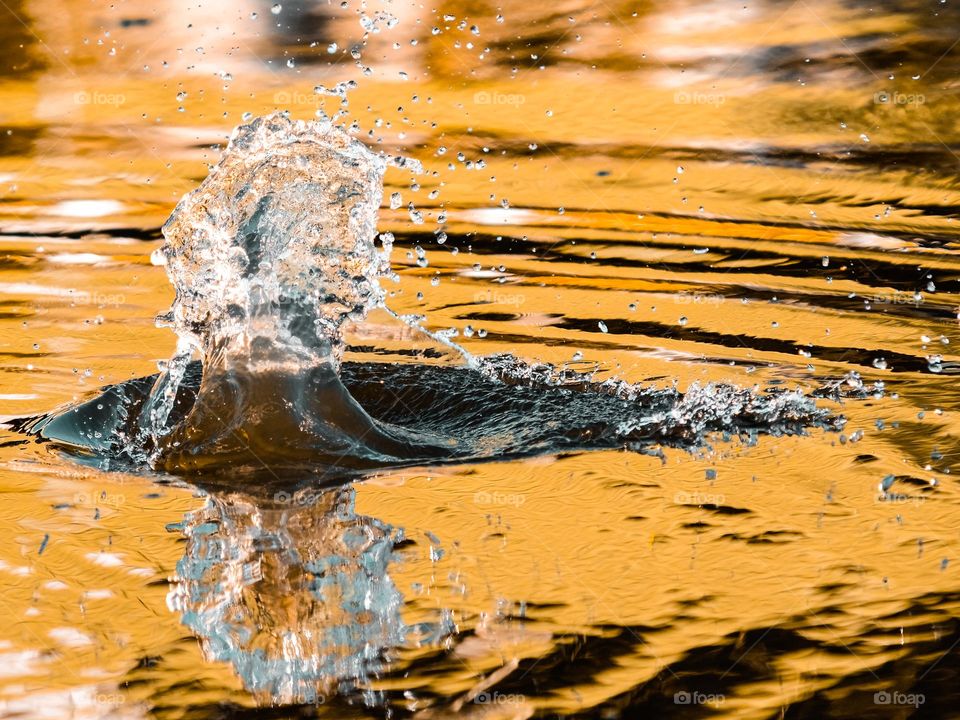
1, 0, 960, 717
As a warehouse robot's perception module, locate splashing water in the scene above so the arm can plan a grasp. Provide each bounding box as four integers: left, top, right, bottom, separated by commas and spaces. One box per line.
14, 112, 863, 478
158, 113, 394, 371
134, 113, 461, 471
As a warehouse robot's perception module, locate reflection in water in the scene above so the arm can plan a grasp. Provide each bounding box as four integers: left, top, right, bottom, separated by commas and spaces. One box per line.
167, 485, 453, 707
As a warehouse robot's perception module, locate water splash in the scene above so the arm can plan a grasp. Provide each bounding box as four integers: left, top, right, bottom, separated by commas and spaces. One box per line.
155, 112, 391, 373
15, 113, 855, 477
132, 112, 462, 471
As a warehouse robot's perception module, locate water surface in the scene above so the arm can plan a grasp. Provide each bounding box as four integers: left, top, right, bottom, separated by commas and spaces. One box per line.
1, 0, 960, 717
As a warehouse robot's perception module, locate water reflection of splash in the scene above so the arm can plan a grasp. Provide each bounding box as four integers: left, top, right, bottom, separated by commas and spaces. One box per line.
166, 485, 453, 707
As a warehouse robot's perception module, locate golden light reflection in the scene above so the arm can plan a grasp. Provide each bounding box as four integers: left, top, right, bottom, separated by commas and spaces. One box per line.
1, 0, 960, 716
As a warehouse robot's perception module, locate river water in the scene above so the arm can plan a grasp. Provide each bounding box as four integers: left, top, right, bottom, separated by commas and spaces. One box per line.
1, 0, 959, 718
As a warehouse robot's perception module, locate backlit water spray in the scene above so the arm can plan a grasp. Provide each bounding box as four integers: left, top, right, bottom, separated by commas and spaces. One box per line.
16, 111, 865, 478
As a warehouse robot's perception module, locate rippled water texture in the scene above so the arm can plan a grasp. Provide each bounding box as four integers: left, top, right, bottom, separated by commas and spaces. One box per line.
2, 0, 960, 718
